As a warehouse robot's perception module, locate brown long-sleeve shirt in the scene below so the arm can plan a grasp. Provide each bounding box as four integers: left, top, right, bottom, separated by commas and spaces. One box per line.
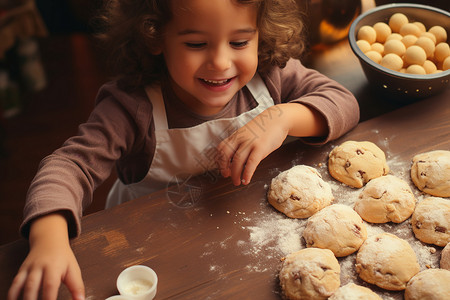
21, 59, 360, 238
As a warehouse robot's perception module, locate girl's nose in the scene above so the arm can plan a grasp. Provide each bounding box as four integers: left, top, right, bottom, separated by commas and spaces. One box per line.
207, 45, 231, 71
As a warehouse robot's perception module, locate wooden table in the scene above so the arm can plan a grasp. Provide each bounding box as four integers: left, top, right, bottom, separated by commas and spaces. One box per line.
1, 14, 449, 299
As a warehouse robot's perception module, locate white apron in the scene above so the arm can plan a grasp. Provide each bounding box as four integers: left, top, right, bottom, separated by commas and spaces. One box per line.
106, 74, 274, 208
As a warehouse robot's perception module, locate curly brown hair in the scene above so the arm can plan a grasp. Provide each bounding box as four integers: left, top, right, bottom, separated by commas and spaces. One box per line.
96, 0, 305, 89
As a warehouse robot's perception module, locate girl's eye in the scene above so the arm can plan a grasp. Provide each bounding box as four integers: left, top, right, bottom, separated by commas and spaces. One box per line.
185, 42, 207, 49
230, 40, 249, 48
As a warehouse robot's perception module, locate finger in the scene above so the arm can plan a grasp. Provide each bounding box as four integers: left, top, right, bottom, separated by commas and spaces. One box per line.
22, 269, 43, 300
63, 265, 85, 300
241, 148, 266, 185
216, 138, 237, 177
229, 145, 253, 186
8, 271, 28, 300
40, 268, 61, 300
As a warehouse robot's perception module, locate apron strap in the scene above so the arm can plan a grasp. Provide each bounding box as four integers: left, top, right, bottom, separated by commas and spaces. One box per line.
146, 85, 169, 130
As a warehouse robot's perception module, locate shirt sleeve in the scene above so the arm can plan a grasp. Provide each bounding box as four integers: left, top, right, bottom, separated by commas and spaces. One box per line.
20, 82, 152, 238
263, 58, 360, 144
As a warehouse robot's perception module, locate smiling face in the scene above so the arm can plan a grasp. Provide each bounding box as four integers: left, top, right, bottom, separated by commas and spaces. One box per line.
159, 0, 259, 116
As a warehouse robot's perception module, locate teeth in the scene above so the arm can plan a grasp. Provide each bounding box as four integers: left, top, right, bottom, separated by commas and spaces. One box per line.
203, 79, 228, 84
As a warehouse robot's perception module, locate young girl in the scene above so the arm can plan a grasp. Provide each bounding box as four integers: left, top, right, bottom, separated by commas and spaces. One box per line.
8, 0, 359, 299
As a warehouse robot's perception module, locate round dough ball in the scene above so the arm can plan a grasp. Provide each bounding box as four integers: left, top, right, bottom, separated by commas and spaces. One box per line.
303, 204, 367, 257
404, 269, 450, 300
386, 33, 403, 42
389, 13, 408, 33
356, 39, 371, 53
355, 233, 420, 291
420, 32, 437, 44
428, 25, 447, 44
412, 22, 426, 33
411, 197, 450, 247
358, 25, 376, 44
423, 60, 438, 74
328, 283, 382, 300
373, 22, 391, 43
267, 165, 334, 218
384, 39, 406, 56
279, 248, 340, 300
434, 42, 450, 63
365, 51, 382, 64
370, 42, 384, 54
441, 243, 450, 270
355, 175, 416, 223
410, 150, 450, 197
443, 56, 450, 71
380, 53, 404, 71
404, 45, 427, 66
406, 64, 426, 75
328, 141, 390, 188
415, 36, 435, 58
401, 34, 418, 48
400, 23, 421, 37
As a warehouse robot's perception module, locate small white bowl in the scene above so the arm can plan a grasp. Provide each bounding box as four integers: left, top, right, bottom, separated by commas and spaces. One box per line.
116, 265, 158, 300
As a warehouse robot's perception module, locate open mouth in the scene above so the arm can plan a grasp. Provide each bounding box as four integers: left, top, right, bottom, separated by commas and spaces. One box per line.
200, 78, 233, 86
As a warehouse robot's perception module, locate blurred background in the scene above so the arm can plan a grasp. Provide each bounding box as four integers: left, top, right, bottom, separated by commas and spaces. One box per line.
0, 0, 448, 245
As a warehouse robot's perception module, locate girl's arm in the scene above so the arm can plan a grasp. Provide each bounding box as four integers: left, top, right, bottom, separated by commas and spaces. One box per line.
8, 212, 85, 300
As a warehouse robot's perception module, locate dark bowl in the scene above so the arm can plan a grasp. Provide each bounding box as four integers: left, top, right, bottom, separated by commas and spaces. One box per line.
348, 3, 450, 101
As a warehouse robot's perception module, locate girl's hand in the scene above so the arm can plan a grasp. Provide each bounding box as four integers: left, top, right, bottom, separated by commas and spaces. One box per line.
8, 213, 85, 300
216, 103, 327, 186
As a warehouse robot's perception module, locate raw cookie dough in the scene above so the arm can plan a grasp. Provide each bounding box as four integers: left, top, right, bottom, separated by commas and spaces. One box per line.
328, 283, 382, 300
328, 141, 389, 188
410, 150, 450, 197
303, 204, 367, 257
404, 269, 450, 300
411, 197, 450, 247
355, 232, 420, 291
441, 243, 450, 270
279, 248, 340, 300
355, 175, 416, 223
267, 165, 334, 218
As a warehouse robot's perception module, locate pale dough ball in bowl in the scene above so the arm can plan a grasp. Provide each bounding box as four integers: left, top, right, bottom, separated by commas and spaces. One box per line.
302, 204, 367, 257
441, 243, 450, 270
328, 283, 382, 300
355, 232, 420, 291
279, 248, 340, 300
411, 197, 450, 247
410, 150, 450, 197
328, 141, 390, 188
267, 165, 334, 218
355, 175, 416, 223
404, 269, 450, 300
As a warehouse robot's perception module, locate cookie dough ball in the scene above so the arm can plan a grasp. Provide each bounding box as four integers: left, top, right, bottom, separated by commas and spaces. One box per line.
441, 243, 450, 270
303, 204, 367, 257
380, 53, 404, 71
406, 65, 426, 75
267, 165, 334, 218
389, 13, 408, 33
428, 25, 447, 44
423, 60, 438, 74
279, 248, 340, 300
415, 36, 435, 58
434, 42, 450, 63
411, 197, 450, 247
365, 51, 382, 64
328, 141, 390, 188
410, 150, 450, 197
355, 175, 416, 223
328, 283, 382, 300
384, 39, 406, 56
404, 45, 427, 66
404, 269, 450, 300
358, 25, 376, 44
355, 233, 420, 291
373, 22, 391, 43
356, 39, 371, 53
401, 34, 418, 48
